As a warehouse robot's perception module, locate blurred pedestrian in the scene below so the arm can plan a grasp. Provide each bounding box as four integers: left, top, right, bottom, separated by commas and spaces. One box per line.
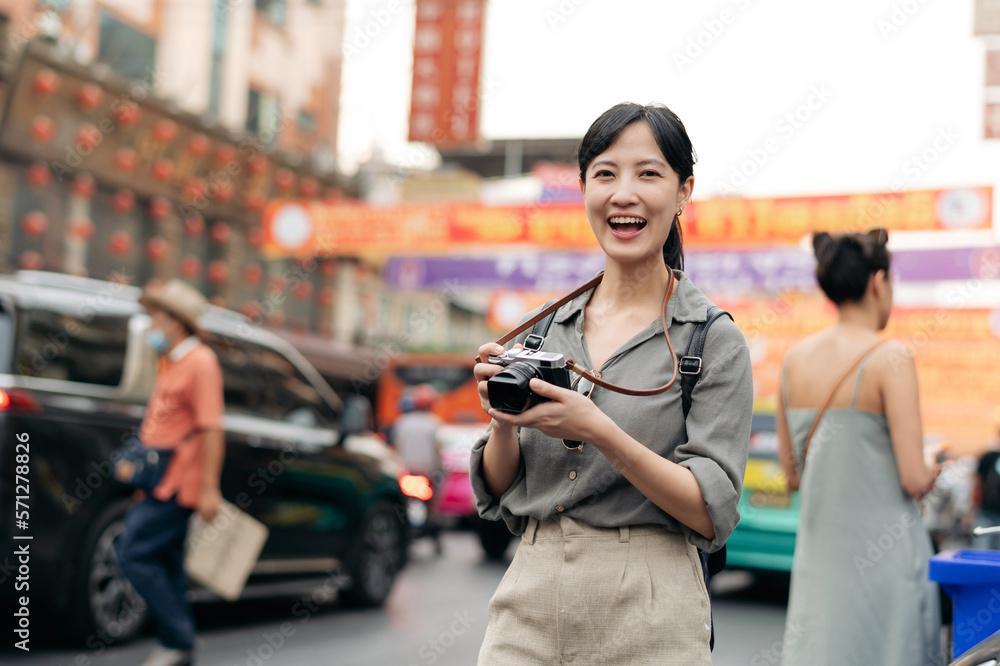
471, 102, 753, 664
391, 383, 444, 551
777, 229, 943, 665
115, 280, 224, 666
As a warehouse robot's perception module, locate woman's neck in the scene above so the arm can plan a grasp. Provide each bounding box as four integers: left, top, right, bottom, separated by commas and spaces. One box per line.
592, 257, 673, 312
836, 301, 881, 333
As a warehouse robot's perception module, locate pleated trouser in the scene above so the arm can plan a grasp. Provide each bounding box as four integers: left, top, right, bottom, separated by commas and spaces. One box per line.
478, 515, 712, 665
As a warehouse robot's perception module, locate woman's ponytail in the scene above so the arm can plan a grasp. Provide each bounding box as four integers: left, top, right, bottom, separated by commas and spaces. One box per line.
662, 216, 684, 270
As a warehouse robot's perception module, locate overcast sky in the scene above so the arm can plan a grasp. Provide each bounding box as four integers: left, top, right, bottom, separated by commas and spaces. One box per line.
338, 0, 1000, 202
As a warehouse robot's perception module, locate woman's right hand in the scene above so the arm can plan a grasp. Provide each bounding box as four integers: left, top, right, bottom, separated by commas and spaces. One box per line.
474, 342, 523, 421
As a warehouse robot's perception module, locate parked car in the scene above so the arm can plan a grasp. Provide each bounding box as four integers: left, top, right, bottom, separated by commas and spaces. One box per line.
0, 271, 411, 645
725, 412, 799, 573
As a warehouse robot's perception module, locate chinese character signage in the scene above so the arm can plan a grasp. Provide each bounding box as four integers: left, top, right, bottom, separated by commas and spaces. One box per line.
408, 0, 484, 145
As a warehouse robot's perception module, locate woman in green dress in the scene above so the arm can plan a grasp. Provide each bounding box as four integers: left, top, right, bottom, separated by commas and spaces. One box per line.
777, 229, 943, 665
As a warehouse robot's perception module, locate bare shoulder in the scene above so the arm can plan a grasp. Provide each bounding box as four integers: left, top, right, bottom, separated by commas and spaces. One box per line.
868, 339, 915, 374
783, 329, 830, 368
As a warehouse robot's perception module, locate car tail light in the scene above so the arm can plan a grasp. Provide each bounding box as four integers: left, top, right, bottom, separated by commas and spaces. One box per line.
0, 389, 42, 413
400, 474, 433, 501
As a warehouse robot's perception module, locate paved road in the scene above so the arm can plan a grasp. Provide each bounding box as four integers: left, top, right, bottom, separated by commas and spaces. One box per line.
11, 531, 789, 665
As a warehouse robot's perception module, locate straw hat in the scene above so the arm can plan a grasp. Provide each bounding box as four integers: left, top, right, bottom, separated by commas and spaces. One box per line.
138, 279, 206, 334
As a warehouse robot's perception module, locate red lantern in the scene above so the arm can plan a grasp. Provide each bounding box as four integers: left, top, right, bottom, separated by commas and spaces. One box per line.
108, 231, 133, 256
180, 255, 202, 279
183, 214, 205, 237
20, 212, 47, 237
76, 124, 101, 151
248, 155, 269, 175
69, 218, 95, 241
114, 102, 141, 128
32, 68, 59, 97
114, 147, 137, 173
19, 251, 44, 270
214, 145, 237, 166
152, 119, 178, 143
318, 287, 335, 308
210, 223, 231, 244
243, 264, 263, 285
320, 260, 338, 277
208, 260, 230, 284
146, 236, 169, 261
241, 302, 262, 320
149, 197, 172, 220
26, 163, 51, 189
151, 158, 174, 182
183, 179, 207, 202
76, 84, 103, 111
213, 181, 234, 203
29, 115, 55, 144
245, 192, 267, 212
71, 172, 96, 199
246, 227, 264, 248
299, 178, 320, 198
293, 282, 313, 301
187, 133, 211, 157
274, 168, 295, 192
111, 189, 135, 215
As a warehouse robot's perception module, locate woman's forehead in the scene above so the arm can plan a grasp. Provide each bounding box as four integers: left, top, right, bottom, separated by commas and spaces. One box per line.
592, 122, 666, 164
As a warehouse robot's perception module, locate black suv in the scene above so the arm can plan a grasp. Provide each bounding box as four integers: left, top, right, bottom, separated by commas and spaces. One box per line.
0, 271, 409, 645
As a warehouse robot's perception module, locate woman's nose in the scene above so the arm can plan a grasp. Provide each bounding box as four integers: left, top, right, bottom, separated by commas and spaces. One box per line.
609, 177, 639, 205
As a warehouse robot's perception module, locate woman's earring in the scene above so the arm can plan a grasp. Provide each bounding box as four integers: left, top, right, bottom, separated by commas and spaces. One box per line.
677, 205, 685, 216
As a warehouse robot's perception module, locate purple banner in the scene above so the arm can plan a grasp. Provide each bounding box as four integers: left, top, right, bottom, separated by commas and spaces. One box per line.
384, 246, 1000, 292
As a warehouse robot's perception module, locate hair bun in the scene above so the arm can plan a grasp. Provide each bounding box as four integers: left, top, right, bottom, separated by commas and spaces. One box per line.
812, 232, 837, 274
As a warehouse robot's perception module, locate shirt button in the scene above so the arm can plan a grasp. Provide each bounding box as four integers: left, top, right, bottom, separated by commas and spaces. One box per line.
569, 471, 577, 480
555, 504, 565, 512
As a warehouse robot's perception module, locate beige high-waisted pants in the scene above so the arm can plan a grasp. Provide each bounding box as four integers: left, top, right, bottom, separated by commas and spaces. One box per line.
478, 515, 712, 665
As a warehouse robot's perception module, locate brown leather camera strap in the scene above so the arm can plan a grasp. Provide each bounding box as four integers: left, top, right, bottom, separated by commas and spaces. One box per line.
489, 271, 679, 397
796, 339, 886, 470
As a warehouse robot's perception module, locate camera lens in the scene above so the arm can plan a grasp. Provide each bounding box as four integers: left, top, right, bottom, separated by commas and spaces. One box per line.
488, 361, 541, 414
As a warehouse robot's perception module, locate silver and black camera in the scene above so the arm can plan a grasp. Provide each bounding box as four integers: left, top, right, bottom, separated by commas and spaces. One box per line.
487, 348, 573, 414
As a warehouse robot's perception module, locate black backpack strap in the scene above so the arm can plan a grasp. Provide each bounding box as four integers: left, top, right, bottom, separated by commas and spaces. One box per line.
522, 300, 557, 350
680, 304, 732, 653
680, 305, 733, 418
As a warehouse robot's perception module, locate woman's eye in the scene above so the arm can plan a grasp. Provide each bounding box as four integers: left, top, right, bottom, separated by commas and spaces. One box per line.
594, 170, 614, 178
641, 170, 661, 178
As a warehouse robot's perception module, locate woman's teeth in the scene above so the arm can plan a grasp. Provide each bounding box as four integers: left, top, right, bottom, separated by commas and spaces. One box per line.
608, 216, 647, 232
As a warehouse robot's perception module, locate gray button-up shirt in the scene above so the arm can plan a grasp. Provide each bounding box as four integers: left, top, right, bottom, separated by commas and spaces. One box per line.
469, 270, 753, 553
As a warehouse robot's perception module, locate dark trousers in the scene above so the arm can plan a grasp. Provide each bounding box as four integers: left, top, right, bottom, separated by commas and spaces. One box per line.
115, 495, 195, 650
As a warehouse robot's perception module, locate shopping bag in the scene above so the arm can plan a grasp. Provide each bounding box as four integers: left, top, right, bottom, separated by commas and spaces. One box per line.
184, 500, 269, 601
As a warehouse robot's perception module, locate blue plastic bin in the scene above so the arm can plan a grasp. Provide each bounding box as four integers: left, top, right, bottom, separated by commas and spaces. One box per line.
929, 549, 1000, 657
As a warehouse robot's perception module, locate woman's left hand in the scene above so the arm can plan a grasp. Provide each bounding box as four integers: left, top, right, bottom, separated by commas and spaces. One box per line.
487, 378, 611, 444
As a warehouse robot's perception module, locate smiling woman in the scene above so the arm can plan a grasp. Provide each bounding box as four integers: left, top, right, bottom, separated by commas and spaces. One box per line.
469, 103, 754, 665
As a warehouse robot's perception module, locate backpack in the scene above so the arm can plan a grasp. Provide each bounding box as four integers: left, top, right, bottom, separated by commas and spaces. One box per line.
526, 302, 733, 651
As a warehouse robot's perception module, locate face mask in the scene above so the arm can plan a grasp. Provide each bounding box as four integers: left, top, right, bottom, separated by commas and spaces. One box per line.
146, 328, 170, 355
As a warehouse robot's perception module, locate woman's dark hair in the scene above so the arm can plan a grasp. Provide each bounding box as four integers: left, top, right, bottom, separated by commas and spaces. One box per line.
577, 102, 696, 270
812, 229, 891, 304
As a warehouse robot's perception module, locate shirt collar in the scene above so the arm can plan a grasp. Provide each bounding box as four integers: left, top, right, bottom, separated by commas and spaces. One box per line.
169, 336, 200, 362
551, 269, 710, 325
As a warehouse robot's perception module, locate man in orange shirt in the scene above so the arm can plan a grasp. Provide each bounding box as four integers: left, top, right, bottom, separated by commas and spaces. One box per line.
115, 280, 224, 666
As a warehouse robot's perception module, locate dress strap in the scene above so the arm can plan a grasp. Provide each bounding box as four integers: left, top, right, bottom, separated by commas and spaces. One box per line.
849, 356, 873, 408
781, 362, 790, 408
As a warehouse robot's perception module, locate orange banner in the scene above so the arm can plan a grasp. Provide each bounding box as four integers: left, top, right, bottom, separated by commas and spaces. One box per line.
263, 186, 992, 257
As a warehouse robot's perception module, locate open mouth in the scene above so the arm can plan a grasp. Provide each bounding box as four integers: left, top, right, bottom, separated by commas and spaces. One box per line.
607, 216, 647, 234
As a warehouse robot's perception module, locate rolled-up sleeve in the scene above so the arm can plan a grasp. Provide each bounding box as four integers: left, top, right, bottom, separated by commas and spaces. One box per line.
468, 426, 529, 535
675, 332, 754, 553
